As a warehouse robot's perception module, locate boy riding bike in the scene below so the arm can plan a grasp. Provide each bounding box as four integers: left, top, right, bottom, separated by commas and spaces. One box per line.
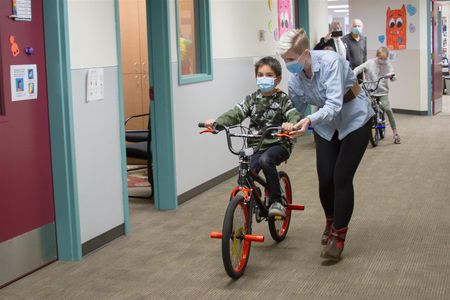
204, 56, 301, 218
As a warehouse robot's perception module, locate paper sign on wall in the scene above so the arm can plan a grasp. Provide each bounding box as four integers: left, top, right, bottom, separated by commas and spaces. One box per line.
10, 64, 37, 101
86, 68, 104, 102
11, 0, 32, 22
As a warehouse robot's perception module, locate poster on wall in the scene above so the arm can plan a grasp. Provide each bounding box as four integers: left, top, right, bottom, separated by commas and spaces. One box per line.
10, 64, 38, 101
278, 0, 291, 39
386, 5, 407, 50
11, 0, 32, 22
86, 68, 104, 102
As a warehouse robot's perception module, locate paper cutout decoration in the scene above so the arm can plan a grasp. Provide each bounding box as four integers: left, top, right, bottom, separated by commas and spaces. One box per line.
386, 5, 407, 50
9, 35, 20, 56
274, 28, 279, 41
278, 0, 291, 39
268, 20, 274, 33
378, 35, 386, 43
409, 23, 416, 33
406, 4, 417, 16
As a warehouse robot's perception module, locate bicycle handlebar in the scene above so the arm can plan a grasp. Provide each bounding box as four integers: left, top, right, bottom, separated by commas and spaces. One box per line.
198, 123, 290, 156
361, 73, 395, 94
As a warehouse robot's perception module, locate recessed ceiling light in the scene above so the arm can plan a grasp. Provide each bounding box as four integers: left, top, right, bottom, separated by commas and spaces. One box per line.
329, 5, 349, 9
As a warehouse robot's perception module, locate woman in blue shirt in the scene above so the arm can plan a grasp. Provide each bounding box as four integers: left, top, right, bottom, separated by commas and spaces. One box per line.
278, 28, 374, 261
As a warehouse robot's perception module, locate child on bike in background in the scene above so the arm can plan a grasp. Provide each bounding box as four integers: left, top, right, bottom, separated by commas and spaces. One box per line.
354, 46, 401, 144
204, 56, 301, 218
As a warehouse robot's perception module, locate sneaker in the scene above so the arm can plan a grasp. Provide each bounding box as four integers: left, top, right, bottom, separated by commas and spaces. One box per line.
393, 134, 401, 144
268, 202, 286, 218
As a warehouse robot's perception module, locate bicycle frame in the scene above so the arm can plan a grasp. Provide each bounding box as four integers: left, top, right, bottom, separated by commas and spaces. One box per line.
200, 123, 304, 226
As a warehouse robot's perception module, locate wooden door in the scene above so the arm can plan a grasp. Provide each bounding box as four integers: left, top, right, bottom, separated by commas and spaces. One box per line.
119, 0, 150, 130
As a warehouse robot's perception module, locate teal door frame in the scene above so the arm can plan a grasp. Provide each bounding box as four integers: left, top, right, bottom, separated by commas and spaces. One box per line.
43, 0, 82, 261
428, 0, 433, 116
298, 0, 310, 37
145, 1, 178, 210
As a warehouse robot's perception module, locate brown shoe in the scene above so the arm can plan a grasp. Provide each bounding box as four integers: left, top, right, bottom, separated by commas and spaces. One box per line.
321, 225, 348, 261
321, 218, 333, 245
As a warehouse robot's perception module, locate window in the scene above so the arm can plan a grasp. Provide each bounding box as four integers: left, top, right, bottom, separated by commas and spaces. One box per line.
176, 0, 212, 84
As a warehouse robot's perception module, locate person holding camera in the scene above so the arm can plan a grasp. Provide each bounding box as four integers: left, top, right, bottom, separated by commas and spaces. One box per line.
313, 21, 346, 58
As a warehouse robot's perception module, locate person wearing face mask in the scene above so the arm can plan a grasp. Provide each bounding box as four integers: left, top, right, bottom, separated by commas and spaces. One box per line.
342, 19, 367, 81
277, 29, 374, 261
313, 21, 347, 59
354, 46, 401, 144
203, 56, 301, 218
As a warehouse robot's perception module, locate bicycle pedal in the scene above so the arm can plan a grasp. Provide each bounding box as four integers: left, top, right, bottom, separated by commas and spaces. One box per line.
244, 234, 264, 242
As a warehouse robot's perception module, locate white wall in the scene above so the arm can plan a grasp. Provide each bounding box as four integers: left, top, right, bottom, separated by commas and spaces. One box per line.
349, 0, 428, 112
309, 0, 330, 47
170, 0, 295, 195
67, 0, 125, 243
68, 0, 118, 69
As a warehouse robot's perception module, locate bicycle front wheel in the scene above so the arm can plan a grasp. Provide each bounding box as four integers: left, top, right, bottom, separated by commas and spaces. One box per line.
369, 116, 379, 147
268, 171, 292, 242
378, 111, 386, 139
222, 195, 251, 279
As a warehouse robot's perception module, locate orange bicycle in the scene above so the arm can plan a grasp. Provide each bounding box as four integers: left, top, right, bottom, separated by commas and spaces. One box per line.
199, 123, 305, 279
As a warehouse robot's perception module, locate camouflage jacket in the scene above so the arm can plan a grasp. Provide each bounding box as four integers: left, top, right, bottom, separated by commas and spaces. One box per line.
215, 89, 302, 152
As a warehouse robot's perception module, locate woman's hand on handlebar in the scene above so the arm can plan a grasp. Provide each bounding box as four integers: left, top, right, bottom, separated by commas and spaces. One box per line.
281, 122, 295, 133
290, 118, 311, 137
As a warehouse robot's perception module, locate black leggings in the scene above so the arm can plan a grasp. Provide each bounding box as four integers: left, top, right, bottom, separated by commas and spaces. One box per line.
313, 121, 370, 229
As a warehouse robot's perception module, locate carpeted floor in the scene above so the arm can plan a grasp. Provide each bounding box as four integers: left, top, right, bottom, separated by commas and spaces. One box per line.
1, 99, 450, 299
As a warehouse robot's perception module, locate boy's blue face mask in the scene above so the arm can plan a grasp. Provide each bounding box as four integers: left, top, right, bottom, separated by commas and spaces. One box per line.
256, 76, 276, 92
286, 60, 304, 74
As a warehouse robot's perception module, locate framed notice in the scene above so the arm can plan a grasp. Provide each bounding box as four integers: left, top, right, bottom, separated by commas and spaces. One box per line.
10, 64, 38, 101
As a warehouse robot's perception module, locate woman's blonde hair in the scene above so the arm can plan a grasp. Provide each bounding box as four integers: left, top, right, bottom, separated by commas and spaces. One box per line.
376, 46, 389, 58
277, 28, 310, 55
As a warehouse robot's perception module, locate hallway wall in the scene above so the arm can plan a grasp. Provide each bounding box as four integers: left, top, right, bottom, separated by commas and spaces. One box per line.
349, 0, 428, 113
67, 0, 124, 243
308, 0, 329, 47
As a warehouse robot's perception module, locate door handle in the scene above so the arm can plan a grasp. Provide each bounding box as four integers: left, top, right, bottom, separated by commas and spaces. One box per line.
149, 86, 154, 101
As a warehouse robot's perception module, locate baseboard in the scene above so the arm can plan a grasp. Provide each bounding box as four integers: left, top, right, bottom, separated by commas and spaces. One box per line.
392, 108, 428, 116
177, 167, 238, 205
82, 224, 125, 256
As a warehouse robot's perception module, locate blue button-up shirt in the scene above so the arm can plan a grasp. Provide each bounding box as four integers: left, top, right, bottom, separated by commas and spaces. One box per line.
288, 50, 374, 141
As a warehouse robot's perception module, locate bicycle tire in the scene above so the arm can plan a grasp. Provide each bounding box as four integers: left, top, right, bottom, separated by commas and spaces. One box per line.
268, 171, 293, 242
369, 116, 379, 147
379, 111, 386, 139
222, 195, 251, 279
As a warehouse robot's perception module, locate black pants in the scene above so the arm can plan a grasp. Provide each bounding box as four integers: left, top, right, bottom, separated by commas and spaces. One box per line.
314, 121, 370, 229
250, 145, 290, 204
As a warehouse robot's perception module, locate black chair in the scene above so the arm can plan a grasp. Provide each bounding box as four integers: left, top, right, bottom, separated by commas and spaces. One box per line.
125, 113, 153, 197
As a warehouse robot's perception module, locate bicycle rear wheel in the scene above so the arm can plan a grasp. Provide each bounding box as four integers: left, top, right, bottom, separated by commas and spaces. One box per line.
369, 116, 379, 147
268, 171, 292, 242
222, 195, 251, 279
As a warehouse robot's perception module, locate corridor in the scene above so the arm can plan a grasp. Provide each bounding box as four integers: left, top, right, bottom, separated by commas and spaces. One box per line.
2, 105, 450, 299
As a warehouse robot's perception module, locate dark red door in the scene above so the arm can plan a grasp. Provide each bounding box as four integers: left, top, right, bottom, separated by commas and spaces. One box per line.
0, 1, 56, 286
432, 0, 443, 115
